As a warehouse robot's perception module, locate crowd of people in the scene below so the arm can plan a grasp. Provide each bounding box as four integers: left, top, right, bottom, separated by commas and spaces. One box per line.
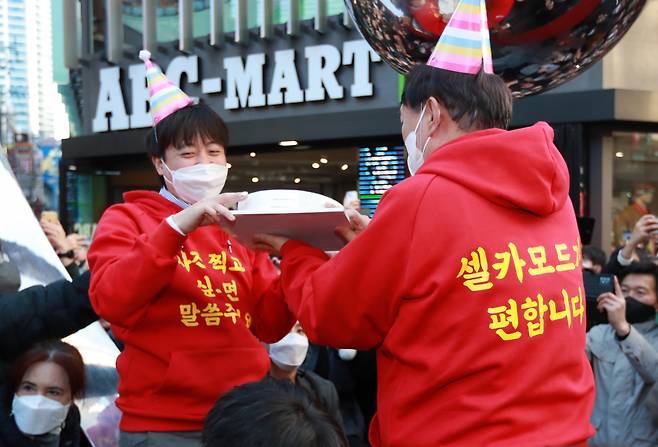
581, 216, 658, 446
1, 10, 658, 446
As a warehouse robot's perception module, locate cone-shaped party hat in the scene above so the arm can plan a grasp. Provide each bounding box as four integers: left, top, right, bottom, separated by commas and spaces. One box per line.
139, 50, 194, 126
427, 0, 494, 75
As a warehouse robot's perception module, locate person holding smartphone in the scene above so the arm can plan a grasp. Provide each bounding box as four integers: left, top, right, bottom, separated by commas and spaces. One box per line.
40, 212, 90, 278
587, 262, 658, 446
604, 214, 658, 278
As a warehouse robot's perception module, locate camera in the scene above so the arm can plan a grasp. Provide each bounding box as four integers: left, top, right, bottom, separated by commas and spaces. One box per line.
583, 271, 615, 327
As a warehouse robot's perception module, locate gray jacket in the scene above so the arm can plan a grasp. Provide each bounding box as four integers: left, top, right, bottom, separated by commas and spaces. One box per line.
587, 320, 658, 446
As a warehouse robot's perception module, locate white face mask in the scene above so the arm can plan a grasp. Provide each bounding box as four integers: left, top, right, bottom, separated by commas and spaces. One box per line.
12, 394, 70, 436
269, 332, 309, 371
161, 160, 228, 204
404, 103, 432, 176
338, 349, 357, 361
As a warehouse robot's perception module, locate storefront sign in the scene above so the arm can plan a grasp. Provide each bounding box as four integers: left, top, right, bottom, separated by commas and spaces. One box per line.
358, 145, 406, 216
92, 39, 382, 133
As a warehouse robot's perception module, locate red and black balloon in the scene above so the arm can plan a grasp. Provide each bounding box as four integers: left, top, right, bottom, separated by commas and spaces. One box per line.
344, 0, 647, 97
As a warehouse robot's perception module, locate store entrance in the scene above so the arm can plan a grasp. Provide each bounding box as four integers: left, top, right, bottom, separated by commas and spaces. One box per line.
61, 144, 362, 234
224, 146, 359, 203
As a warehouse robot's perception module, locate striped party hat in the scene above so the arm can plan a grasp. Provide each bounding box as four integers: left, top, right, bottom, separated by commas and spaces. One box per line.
427, 0, 494, 75
139, 50, 193, 126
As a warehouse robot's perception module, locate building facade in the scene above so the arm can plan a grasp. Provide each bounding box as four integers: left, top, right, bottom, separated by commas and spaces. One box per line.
55, 0, 658, 256
0, 0, 29, 138
0, 0, 68, 141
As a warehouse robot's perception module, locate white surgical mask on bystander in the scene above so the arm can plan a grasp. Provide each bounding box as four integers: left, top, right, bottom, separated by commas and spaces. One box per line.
269, 332, 309, 371
11, 394, 70, 435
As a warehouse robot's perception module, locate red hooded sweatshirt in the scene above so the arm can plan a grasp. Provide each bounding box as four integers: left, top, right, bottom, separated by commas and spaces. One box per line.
279, 122, 595, 447
87, 191, 295, 432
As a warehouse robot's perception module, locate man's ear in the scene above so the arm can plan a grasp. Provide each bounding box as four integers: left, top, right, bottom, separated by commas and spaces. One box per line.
425, 97, 442, 135
152, 155, 165, 177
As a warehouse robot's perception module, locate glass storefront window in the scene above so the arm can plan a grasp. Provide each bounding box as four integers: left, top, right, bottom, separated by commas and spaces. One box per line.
273, 0, 288, 24
122, 1, 213, 44
89, 0, 106, 54
224, 146, 358, 201
65, 170, 108, 237
120, 0, 345, 43
610, 132, 658, 248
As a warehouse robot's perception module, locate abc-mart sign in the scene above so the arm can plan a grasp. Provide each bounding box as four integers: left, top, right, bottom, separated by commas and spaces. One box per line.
92, 39, 382, 133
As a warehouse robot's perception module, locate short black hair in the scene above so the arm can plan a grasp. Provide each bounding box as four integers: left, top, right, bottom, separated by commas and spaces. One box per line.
202, 378, 348, 447
401, 64, 513, 131
145, 102, 229, 160
622, 262, 658, 294
583, 246, 607, 269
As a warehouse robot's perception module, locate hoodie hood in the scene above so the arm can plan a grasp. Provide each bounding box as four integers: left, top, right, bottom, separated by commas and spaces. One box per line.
417, 122, 569, 217
123, 190, 181, 216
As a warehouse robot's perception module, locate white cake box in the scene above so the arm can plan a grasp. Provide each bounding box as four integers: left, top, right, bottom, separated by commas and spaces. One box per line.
221, 189, 349, 251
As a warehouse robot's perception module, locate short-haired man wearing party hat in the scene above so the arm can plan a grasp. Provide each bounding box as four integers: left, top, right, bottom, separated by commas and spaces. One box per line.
255, 0, 596, 445
87, 51, 295, 447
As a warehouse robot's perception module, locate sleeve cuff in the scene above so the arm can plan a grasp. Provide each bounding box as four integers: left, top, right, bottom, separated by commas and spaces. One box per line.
166, 215, 187, 236
151, 219, 187, 258
616, 326, 632, 342
618, 325, 643, 351
618, 249, 634, 266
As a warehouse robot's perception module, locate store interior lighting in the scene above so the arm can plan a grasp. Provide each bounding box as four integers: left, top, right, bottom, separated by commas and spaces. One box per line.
294, 178, 301, 184
226, 163, 232, 169
279, 140, 299, 147
312, 162, 320, 169
250, 152, 256, 157
251, 177, 259, 183
615, 152, 624, 158
320, 158, 328, 164
341, 164, 349, 171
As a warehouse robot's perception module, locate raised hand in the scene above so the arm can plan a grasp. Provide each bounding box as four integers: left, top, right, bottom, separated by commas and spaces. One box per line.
172, 192, 247, 234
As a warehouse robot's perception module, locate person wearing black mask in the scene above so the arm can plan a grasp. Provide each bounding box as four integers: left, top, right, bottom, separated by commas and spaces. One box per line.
587, 262, 658, 446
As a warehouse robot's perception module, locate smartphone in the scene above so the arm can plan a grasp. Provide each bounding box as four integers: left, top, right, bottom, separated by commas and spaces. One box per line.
583, 271, 615, 327
583, 271, 615, 300
40, 211, 60, 225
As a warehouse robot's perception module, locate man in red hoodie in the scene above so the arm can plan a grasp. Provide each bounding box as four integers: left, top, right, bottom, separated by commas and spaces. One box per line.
87, 52, 295, 446
258, 68, 596, 447
254, 13, 596, 447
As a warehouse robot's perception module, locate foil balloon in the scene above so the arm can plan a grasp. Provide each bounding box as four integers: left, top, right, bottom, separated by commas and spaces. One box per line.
344, 0, 647, 97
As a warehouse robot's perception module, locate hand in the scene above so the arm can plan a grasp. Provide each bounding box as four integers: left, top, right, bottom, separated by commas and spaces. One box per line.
597, 276, 630, 337
252, 234, 290, 256
66, 233, 88, 249
335, 209, 370, 243
172, 192, 247, 234
40, 220, 72, 252
65, 234, 89, 263
621, 214, 658, 260
630, 214, 658, 246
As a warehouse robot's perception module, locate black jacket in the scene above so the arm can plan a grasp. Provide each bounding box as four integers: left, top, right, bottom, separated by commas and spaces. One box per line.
603, 247, 652, 278
0, 386, 82, 447
0, 272, 97, 380
297, 369, 343, 429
